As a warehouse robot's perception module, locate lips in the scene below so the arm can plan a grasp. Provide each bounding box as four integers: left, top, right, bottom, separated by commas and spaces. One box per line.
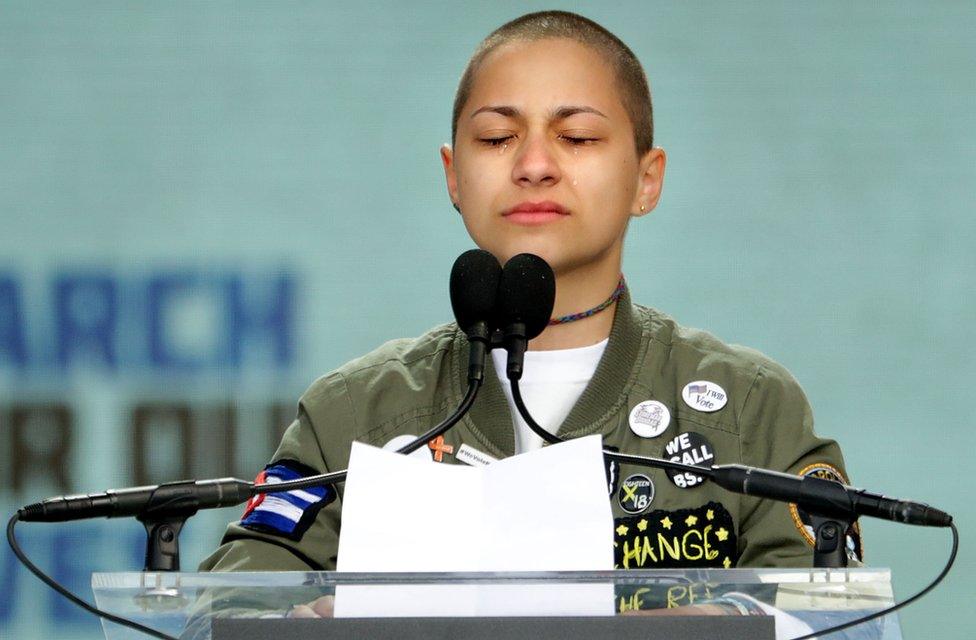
502, 201, 569, 225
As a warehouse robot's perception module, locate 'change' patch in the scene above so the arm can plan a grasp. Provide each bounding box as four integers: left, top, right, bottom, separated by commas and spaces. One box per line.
240, 459, 335, 541
788, 463, 864, 562
614, 501, 737, 569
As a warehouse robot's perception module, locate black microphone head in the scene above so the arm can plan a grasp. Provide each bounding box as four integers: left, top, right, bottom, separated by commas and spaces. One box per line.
497, 253, 556, 340
449, 249, 502, 335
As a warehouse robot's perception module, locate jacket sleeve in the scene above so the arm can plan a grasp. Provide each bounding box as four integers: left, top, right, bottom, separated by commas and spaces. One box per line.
199, 373, 355, 573
734, 363, 859, 567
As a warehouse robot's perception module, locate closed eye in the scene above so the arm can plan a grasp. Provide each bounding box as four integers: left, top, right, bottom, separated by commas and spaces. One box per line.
561, 135, 598, 145
480, 136, 515, 147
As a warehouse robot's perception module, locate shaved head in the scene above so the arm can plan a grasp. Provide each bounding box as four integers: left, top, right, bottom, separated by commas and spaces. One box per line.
452, 11, 654, 156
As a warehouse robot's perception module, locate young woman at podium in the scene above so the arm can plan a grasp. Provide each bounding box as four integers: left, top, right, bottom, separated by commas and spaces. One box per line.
200, 11, 859, 591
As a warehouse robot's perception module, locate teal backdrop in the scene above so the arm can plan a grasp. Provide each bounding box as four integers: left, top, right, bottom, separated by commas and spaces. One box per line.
1, 2, 973, 638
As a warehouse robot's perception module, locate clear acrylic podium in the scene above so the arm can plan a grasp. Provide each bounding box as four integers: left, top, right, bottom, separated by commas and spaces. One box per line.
91, 568, 902, 640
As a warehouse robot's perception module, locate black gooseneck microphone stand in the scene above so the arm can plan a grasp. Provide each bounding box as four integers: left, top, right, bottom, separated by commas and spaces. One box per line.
7, 250, 504, 640
15, 373, 486, 574
507, 377, 959, 640
7, 249, 958, 640
16, 250, 502, 572
494, 253, 951, 568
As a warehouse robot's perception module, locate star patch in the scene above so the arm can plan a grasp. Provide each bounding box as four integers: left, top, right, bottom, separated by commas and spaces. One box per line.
788, 463, 864, 562
613, 502, 737, 569
240, 459, 336, 541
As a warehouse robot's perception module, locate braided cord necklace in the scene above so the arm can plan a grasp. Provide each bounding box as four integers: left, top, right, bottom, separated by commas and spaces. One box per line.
548, 276, 626, 326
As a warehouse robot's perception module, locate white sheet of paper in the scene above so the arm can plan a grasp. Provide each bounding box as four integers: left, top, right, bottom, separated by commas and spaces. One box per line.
334, 434, 614, 617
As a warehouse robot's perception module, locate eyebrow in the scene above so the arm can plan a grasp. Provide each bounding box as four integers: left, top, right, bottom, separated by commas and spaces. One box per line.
469, 105, 608, 120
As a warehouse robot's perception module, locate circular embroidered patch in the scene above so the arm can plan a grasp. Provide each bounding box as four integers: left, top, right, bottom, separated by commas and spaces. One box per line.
788, 463, 864, 562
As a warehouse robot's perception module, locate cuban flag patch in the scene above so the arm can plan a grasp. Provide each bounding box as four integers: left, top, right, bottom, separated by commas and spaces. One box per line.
240, 460, 335, 541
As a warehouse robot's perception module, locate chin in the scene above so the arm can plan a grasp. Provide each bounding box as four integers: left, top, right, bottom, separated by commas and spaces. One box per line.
484, 240, 565, 271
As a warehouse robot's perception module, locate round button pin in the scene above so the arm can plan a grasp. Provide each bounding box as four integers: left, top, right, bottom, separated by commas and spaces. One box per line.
663, 431, 715, 488
618, 473, 655, 514
629, 400, 671, 438
682, 380, 728, 413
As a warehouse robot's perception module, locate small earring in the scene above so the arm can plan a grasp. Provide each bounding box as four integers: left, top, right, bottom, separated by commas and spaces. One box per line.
639, 204, 646, 212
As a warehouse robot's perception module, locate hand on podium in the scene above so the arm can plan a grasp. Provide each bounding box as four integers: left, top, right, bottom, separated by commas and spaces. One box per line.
618, 593, 814, 639
288, 595, 334, 618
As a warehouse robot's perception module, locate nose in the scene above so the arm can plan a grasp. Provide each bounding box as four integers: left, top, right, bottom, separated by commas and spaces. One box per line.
511, 134, 561, 187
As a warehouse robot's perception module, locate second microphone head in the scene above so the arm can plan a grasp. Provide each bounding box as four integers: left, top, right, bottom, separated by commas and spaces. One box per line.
497, 253, 556, 341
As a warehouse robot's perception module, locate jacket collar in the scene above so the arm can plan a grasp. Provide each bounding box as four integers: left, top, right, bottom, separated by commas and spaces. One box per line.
451, 288, 647, 458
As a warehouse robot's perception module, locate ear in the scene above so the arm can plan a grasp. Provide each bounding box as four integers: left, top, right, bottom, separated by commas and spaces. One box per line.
440, 144, 461, 211
631, 147, 667, 217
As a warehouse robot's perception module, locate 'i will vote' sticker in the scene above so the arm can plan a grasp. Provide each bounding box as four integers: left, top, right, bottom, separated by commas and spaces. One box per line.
682, 381, 728, 413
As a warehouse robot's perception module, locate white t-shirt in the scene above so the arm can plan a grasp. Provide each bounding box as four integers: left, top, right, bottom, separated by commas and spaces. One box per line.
491, 339, 609, 454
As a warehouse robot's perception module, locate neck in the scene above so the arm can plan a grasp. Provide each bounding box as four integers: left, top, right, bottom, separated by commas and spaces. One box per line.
528, 259, 622, 351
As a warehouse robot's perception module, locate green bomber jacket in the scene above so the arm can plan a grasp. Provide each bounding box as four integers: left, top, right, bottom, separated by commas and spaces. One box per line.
200, 291, 858, 574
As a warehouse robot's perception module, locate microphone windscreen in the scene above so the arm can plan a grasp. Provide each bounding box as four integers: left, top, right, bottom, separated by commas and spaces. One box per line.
450, 249, 503, 333
497, 253, 556, 340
